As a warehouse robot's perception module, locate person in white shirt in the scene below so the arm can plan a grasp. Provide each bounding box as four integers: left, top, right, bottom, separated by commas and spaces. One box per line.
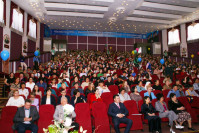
6, 90, 25, 107
119, 88, 131, 103
193, 79, 199, 90
53, 97, 79, 131
19, 82, 29, 99
79, 69, 87, 77
81, 77, 90, 90
26, 77, 35, 91
185, 86, 199, 97
97, 81, 110, 96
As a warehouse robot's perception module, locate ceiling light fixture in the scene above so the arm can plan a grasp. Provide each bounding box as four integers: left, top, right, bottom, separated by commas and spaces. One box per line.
92, 0, 114, 2
142, 2, 196, 12
46, 11, 104, 18
44, 3, 108, 12
126, 17, 171, 24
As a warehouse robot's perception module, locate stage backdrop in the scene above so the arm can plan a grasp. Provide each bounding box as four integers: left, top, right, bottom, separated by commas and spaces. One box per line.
48, 29, 148, 52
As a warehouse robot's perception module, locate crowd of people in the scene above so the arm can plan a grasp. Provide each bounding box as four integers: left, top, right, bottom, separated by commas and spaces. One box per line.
3, 49, 199, 133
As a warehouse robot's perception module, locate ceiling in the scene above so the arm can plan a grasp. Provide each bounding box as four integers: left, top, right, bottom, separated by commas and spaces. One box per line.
12, 0, 199, 34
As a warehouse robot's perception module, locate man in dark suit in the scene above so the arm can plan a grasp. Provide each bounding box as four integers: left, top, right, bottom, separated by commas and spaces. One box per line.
108, 94, 133, 133
13, 99, 39, 133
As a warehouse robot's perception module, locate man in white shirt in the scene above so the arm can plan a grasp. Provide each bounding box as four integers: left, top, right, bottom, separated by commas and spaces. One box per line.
53, 97, 79, 130
97, 81, 110, 96
108, 95, 132, 133
186, 86, 199, 97
13, 99, 39, 133
19, 83, 29, 99
193, 79, 199, 90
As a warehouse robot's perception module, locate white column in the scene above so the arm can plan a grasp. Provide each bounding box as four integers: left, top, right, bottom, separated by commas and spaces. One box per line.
3, 0, 11, 73
22, 12, 28, 56
36, 21, 40, 49
162, 29, 168, 52
180, 24, 188, 57
3, 0, 11, 52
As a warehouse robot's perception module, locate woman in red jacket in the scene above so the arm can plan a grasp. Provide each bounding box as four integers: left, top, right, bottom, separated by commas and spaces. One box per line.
90, 88, 103, 109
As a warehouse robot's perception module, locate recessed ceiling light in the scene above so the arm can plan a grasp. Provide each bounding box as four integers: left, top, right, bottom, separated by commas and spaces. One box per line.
92, 0, 114, 2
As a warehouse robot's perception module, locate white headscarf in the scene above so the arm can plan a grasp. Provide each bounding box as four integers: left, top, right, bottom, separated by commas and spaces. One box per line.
144, 81, 151, 90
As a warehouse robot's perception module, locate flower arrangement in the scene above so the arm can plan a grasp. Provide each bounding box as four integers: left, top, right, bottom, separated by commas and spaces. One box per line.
43, 105, 87, 133
4, 34, 10, 44
43, 122, 87, 133
23, 42, 27, 49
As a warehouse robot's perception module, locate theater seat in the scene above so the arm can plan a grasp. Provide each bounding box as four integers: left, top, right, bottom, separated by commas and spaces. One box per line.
101, 92, 114, 109
108, 85, 119, 95
177, 97, 198, 123
124, 100, 143, 131
38, 105, 55, 133
75, 103, 92, 133
92, 102, 110, 133
0, 106, 18, 133
140, 90, 147, 98
163, 89, 170, 99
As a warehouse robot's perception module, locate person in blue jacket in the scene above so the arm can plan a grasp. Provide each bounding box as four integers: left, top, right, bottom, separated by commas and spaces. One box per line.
144, 86, 156, 101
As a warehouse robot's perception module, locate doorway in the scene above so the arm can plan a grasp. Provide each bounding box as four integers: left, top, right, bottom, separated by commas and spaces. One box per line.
52, 39, 67, 52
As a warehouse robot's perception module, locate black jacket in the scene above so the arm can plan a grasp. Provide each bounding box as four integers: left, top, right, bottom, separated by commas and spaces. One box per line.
13, 106, 39, 129
41, 95, 56, 106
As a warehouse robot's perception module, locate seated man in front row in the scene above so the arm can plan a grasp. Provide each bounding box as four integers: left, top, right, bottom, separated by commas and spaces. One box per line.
108, 94, 133, 133
53, 97, 79, 130
13, 99, 39, 133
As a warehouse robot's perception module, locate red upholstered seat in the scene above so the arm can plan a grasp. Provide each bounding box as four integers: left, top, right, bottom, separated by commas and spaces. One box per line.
162, 89, 170, 99
124, 100, 143, 131
25, 87, 31, 94
15, 73, 20, 78
92, 102, 110, 133
140, 90, 147, 98
75, 103, 92, 133
19, 95, 26, 100
190, 96, 199, 115
177, 97, 198, 123
0, 106, 18, 133
39, 87, 44, 97
86, 93, 94, 104
101, 92, 114, 109
108, 85, 119, 95
151, 74, 159, 81
151, 99, 158, 107
38, 105, 55, 133
152, 90, 162, 97
51, 87, 58, 96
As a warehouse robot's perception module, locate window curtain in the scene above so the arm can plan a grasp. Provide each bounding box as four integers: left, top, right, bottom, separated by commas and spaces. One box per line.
187, 21, 199, 41
167, 26, 181, 45
10, 2, 24, 32
0, 0, 4, 23
27, 14, 37, 38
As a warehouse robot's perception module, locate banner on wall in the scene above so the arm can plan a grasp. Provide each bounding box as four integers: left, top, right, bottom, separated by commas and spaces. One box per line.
50, 30, 147, 39
44, 24, 147, 39
146, 30, 159, 43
